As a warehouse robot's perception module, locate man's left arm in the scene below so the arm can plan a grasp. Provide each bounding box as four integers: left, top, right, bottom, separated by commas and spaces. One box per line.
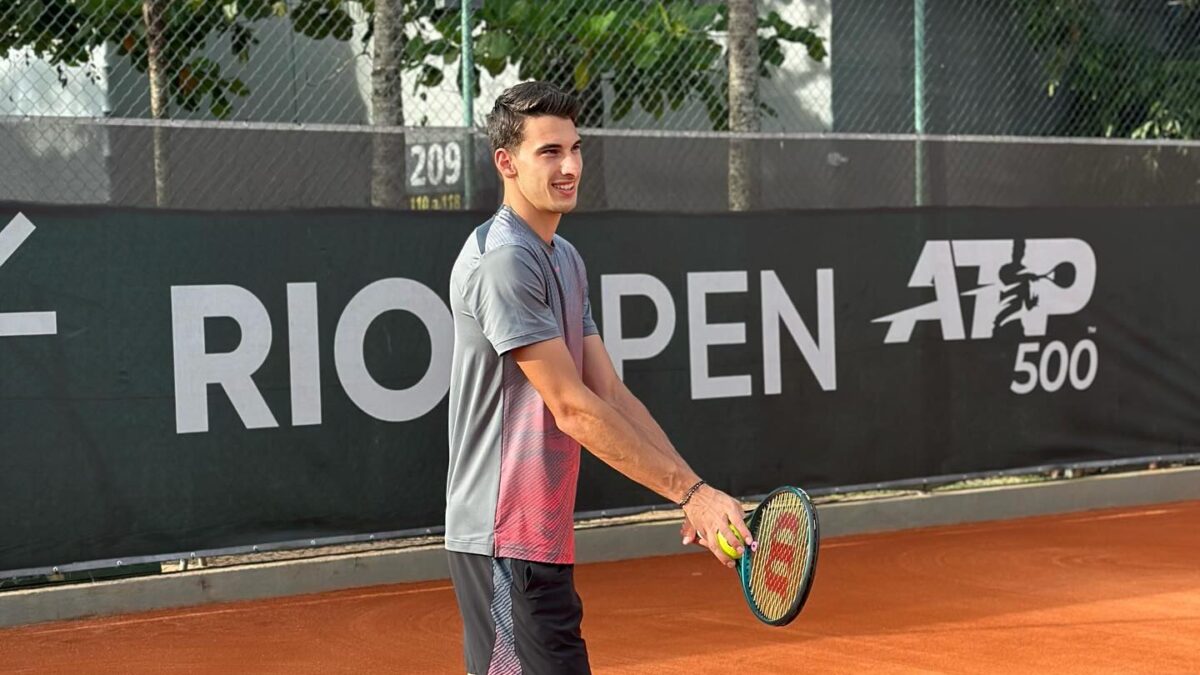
581, 334, 717, 547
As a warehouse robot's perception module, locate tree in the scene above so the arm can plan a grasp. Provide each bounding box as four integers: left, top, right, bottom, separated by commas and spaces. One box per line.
3, 0, 289, 205
368, 0, 409, 208
727, 0, 759, 211
446, 1, 824, 129
1, 1, 281, 120
436, 0, 826, 207
4, 1, 826, 208
141, 0, 169, 205
1018, 0, 1200, 139
370, 0, 827, 208
1013, 1, 1200, 201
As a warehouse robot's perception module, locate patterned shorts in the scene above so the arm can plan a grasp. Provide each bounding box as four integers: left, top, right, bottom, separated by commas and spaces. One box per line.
447, 551, 590, 674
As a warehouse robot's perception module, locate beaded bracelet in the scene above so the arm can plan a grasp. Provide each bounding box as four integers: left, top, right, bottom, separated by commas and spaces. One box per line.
677, 479, 706, 507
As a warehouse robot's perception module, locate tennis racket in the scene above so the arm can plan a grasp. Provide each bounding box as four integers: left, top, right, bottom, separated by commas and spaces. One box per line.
735, 486, 820, 626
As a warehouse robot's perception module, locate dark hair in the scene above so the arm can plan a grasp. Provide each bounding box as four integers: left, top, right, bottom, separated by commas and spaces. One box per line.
486, 81, 581, 152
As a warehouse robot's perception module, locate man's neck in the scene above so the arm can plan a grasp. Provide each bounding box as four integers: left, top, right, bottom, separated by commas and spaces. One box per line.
502, 197, 560, 246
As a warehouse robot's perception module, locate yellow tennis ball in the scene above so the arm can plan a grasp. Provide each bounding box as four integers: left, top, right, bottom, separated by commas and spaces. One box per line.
717, 529, 744, 559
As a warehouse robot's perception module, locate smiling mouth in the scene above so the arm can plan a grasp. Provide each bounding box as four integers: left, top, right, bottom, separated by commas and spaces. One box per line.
552, 181, 576, 196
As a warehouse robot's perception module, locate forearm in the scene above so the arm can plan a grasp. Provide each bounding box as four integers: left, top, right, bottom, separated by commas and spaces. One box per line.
560, 392, 699, 503
608, 384, 690, 473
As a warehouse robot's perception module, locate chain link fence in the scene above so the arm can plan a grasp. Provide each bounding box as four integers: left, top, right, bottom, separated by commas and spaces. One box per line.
2, 1, 1199, 209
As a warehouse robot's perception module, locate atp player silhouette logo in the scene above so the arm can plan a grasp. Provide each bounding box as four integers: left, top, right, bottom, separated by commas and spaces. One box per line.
994, 239, 1039, 334
994, 239, 1079, 338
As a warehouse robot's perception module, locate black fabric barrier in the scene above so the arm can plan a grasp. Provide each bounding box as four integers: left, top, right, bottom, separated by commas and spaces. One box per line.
2, 203, 1198, 573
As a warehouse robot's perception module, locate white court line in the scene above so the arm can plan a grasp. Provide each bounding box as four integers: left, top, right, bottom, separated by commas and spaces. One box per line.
1059, 508, 1176, 524
823, 505, 1189, 543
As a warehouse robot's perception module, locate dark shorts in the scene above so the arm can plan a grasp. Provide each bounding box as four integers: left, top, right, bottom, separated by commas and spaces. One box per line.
447, 551, 590, 675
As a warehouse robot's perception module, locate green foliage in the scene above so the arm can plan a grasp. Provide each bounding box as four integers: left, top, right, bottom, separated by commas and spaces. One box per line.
2, 0, 826, 129
0, 0, 276, 118
457, 0, 827, 128
1018, 0, 1200, 139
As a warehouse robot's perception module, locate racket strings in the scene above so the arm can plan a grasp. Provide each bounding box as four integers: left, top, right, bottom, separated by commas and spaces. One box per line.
747, 492, 814, 621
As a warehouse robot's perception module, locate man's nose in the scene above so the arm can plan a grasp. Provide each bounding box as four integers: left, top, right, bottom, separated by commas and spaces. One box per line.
561, 152, 581, 177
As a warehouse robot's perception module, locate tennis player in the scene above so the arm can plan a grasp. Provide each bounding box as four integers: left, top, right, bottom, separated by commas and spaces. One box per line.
445, 81, 753, 674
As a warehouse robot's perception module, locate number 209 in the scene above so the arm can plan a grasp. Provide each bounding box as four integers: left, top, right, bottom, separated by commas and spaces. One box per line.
1010, 339, 1098, 394
409, 141, 462, 188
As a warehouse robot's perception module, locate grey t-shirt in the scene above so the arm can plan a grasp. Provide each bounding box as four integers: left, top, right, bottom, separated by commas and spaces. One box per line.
446, 205, 598, 564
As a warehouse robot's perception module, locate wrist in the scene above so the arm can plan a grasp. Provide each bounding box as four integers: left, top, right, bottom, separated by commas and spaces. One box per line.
677, 479, 706, 508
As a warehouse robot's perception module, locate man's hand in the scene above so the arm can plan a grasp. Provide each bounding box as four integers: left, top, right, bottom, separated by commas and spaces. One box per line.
680, 485, 754, 569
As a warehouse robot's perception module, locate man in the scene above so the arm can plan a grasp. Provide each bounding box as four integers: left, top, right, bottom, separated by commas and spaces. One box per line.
446, 81, 752, 674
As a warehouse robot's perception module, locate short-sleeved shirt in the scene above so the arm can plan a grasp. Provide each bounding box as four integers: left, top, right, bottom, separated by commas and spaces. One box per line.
446, 205, 598, 564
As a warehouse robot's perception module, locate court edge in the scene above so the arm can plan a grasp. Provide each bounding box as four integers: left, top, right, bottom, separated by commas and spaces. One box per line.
2, 465, 1199, 630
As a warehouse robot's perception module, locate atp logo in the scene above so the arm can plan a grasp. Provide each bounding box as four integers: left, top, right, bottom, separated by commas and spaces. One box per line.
873, 238, 1096, 343
873, 238, 1099, 395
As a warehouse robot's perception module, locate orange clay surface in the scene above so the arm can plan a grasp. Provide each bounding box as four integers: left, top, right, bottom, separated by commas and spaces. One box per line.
2, 501, 1198, 674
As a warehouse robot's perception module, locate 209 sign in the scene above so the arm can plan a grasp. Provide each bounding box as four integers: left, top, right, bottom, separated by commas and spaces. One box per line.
407, 139, 465, 211
408, 140, 462, 191
1010, 339, 1098, 394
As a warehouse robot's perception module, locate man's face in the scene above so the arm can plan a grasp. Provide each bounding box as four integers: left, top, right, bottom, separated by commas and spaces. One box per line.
502, 115, 582, 214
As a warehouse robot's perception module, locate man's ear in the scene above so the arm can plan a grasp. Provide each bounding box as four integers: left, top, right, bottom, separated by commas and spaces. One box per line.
495, 147, 517, 179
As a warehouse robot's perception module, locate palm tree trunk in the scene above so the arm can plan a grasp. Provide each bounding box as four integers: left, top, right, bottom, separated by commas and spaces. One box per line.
142, 0, 169, 207
727, 0, 760, 212
371, 0, 406, 209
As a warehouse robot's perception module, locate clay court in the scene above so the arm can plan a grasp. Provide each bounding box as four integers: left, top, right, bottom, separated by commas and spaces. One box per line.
3, 500, 1196, 674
